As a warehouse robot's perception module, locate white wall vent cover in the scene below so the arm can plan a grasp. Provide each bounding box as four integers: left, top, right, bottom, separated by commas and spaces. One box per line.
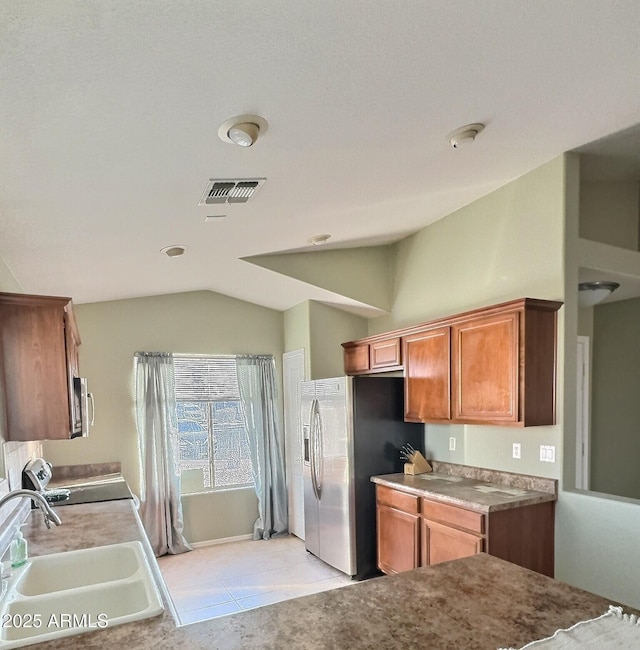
198, 178, 266, 205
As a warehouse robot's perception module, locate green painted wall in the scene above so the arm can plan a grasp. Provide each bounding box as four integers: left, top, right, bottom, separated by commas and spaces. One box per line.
372, 156, 566, 479
42, 290, 283, 544
558, 152, 640, 609
283, 301, 311, 378
246, 245, 395, 311
589, 298, 640, 499
308, 301, 367, 379
283, 300, 368, 380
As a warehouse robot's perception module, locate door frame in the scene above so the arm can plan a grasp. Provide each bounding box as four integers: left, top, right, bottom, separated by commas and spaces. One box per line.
283, 348, 307, 539
576, 336, 590, 490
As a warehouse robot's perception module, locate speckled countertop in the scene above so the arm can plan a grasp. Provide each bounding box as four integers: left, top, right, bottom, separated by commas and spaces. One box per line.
12, 494, 637, 649
372, 461, 558, 513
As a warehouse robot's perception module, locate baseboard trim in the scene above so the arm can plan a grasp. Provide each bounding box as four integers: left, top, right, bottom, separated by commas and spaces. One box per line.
190, 533, 253, 548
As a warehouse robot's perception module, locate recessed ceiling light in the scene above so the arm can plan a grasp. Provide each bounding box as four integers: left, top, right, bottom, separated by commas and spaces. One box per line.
160, 245, 188, 257
447, 123, 485, 148
218, 114, 268, 147
307, 234, 331, 246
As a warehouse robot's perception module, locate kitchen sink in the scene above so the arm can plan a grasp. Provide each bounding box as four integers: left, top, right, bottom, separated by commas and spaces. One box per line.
15, 541, 144, 596
0, 541, 164, 649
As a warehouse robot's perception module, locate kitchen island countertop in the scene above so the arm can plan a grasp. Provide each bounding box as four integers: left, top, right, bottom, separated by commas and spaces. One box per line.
16, 497, 634, 649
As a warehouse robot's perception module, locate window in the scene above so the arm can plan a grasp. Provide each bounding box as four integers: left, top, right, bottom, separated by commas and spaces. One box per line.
173, 356, 253, 492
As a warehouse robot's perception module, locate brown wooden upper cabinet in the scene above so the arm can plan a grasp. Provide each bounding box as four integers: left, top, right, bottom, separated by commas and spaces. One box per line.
403, 327, 450, 422
451, 311, 519, 424
0, 291, 82, 441
407, 299, 560, 426
343, 336, 402, 375
344, 298, 562, 427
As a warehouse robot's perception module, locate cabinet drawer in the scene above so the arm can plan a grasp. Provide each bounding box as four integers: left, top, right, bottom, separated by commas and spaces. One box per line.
376, 485, 419, 515
422, 499, 485, 534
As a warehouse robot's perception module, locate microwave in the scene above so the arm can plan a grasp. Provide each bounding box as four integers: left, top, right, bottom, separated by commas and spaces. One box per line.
71, 377, 94, 438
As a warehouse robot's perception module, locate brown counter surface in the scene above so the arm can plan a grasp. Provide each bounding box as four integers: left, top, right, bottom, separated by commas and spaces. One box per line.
371, 472, 556, 513
17, 498, 632, 650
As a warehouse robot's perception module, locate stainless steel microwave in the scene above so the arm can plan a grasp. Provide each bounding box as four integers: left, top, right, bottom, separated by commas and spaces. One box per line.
71, 377, 94, 438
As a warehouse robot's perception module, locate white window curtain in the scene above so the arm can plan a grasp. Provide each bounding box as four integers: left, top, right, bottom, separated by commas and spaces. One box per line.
236, 355, 288, 540
135, 352, 192, 556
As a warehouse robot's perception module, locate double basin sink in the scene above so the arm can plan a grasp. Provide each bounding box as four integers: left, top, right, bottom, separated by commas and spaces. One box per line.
0, 541, 164, 648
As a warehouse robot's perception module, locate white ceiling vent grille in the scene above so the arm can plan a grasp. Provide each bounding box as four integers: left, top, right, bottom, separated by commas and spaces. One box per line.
198, 178, 266, 205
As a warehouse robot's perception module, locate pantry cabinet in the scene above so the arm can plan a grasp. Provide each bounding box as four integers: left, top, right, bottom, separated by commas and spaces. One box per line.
375, 483, 555, 577
0, 292, 82, 441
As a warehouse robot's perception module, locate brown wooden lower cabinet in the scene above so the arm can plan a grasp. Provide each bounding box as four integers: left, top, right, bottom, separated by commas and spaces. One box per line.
377, 503, 420, 575
421, 518, 484, 566
376, 484, 420, 574
376, 484, 554, 577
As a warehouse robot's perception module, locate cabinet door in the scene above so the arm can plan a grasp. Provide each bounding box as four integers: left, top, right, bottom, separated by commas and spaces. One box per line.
377, 503, 420, 574
344, 343, 370, 374
0, 303, 70, 440
403, 327, 451, 422
370, 337, 401, 370
422, 518, 484, 566
452, 312, 519, 423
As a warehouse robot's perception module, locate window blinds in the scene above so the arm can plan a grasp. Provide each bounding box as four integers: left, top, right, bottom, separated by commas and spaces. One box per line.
173, 356, 240, 401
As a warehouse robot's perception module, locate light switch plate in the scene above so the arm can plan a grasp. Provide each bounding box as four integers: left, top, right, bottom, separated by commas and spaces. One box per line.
449, 437, 456, 452
540, 445, 556, 462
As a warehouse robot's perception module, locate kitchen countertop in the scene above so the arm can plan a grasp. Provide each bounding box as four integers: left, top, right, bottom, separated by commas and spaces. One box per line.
16, 497, 635, 649
372, 462, 557, 513
47, 471, 133, 506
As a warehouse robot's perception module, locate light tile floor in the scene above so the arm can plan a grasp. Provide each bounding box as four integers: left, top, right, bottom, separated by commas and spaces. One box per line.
157, 535, 353, 625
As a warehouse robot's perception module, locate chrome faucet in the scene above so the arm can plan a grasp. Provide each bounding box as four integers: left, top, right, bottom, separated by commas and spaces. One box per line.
0, 489, 62, 529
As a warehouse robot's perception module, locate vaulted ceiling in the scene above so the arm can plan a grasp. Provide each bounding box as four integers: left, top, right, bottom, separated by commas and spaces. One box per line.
1, 2, 639, 314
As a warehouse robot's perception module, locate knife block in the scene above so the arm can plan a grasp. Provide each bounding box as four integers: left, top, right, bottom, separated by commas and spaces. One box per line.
403, 451, 432, 475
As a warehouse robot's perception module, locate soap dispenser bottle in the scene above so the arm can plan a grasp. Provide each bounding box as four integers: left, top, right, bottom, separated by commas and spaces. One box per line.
10, 527, 27, 568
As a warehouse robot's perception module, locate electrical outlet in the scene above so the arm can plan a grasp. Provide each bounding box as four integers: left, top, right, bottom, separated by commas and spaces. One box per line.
540, 445, 556, 462
449, 437, 456, 452
512, 443, 521, 459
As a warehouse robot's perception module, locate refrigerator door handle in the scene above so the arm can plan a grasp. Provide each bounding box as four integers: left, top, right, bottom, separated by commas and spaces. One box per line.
314, 400, 324, 495
310, 398, 322, 500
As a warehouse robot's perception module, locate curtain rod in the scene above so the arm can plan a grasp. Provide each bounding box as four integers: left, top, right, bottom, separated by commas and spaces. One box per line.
135, 352, 275, 360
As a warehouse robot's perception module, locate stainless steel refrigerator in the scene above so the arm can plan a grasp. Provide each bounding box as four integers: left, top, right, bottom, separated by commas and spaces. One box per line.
301, 375, 423, 580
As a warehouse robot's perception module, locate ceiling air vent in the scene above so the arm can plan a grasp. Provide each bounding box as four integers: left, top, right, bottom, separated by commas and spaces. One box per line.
198, 178, 266, 205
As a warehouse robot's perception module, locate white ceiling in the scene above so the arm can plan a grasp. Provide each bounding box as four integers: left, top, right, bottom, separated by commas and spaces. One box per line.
1, 2, 640, 312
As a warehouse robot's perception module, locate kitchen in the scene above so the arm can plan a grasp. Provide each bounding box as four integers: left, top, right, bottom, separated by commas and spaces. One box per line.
1, 2, 640, 648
